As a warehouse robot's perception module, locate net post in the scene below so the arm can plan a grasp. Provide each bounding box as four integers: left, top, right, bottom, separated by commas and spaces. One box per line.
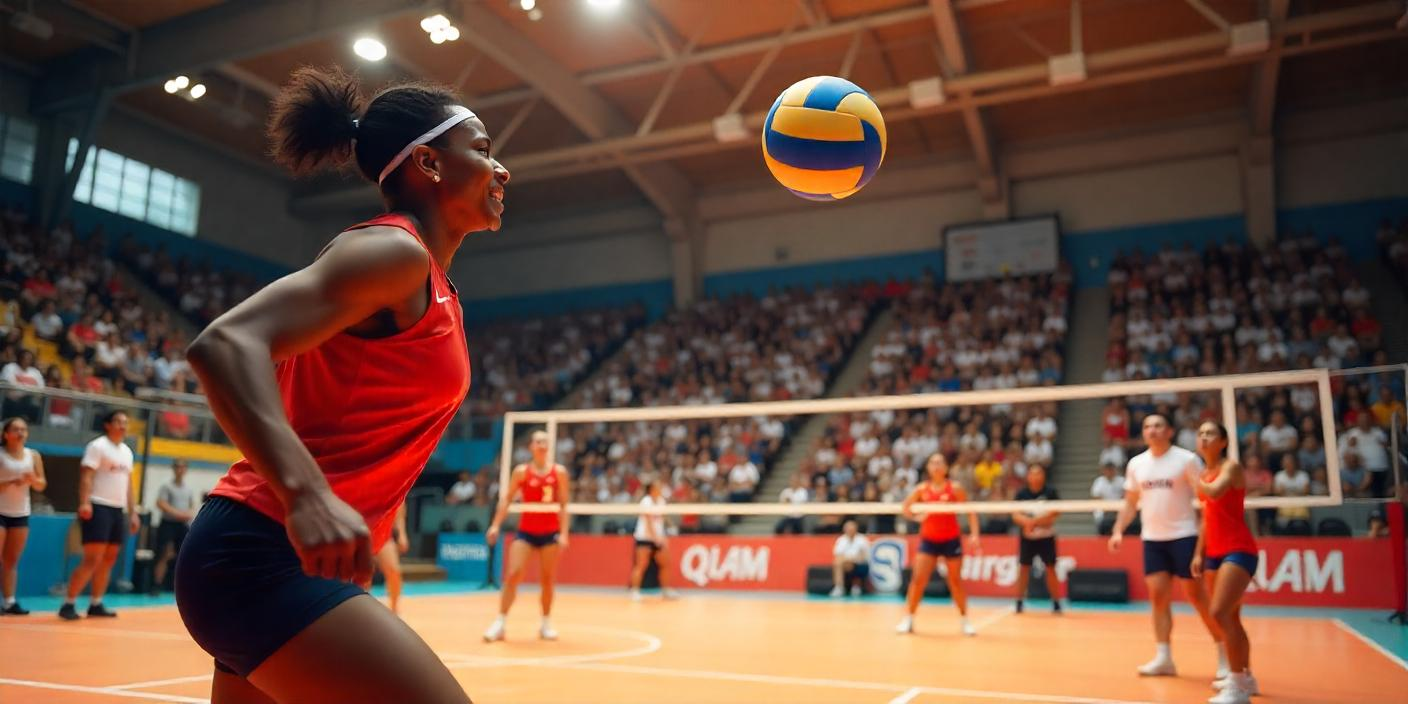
1315, 370, 1345, 505
1221, 385, 1239, 464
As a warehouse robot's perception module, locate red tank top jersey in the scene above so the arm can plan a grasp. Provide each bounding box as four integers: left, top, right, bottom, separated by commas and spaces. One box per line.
518, 466, 563, 534
1199, 468, 1257, 557
211, 213, 471, 552
919, 480, 962, 542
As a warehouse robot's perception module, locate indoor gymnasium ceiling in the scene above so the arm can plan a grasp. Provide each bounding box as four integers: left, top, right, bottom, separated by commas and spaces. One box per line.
1, 0, 1405, 219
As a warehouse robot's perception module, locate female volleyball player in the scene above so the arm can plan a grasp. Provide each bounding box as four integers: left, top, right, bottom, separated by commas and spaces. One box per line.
1190, 422, 1259, 703
1, 417, 45, 615
374, 502, 409, 615
175, 65, 507, 703
483, 430, 571, 641
897, 452, 980, 636
629, 480, 679, 601
1109, 414, 1225, 680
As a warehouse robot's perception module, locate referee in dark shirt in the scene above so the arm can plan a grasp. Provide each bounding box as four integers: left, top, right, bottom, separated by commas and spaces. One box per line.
1012, 464, 1063, 614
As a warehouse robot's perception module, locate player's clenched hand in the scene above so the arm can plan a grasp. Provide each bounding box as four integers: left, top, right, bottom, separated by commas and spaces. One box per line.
285, 488, 372, 584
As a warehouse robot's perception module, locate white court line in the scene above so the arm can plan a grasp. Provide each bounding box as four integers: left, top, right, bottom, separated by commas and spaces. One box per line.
547, 661, 1150, 704
440, 624, 662, 668
0, 677, 207, 702
970, 606, 1015, 632
0, 622, 190, 641
108, 674, 215, 690
1332, 618, 1408, 672
889, 686, 923, 704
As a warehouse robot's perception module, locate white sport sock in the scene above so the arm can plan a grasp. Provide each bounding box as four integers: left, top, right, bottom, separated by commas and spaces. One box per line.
1156, 643, 1172, 660
1216, 642, 1230, 671
3, 596, 14, 607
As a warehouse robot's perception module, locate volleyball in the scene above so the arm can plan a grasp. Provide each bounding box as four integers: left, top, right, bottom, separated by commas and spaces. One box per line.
762, 76, 887, 201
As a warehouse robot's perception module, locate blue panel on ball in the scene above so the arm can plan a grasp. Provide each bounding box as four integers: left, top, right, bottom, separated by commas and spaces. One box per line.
764, 131, 873, 172
857, 120, 884, 187
763, 93, 784, 135
787, 188, 837, 201
800, 77, 867, 112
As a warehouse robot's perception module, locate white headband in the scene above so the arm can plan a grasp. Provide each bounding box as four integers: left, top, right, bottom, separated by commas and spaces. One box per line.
376, 105, 477, 185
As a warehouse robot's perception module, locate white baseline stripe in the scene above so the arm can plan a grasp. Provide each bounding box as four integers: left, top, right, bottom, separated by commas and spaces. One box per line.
889, 686, 923, 704
971, 606, 1015, 632
108, 674, 215, 690
0, 623, 190, 641
0, 677, 207, 703
546, 661, 1149, 704
1332, 618, 1408, 672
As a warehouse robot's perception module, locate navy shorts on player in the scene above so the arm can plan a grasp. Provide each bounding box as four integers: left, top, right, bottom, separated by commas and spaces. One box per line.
0, 514, 28, 529
81, 504, 126, 544
516, 530, 559, 549
175, 496, 364, 677
1142, 535, 1198, 578
1204, 551, 1258, 575
1018, 536, 1057, 567
918, 538, 962, 558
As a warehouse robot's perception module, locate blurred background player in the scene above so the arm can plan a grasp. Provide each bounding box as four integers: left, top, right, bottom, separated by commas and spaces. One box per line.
485, 430, 571, 641
1110, 414, 1225, 678
1012, 464, 1063, 614
61, 410, 138, 620
374, 502, 409, 614
1, 417, 45, 615
830, 519, 870, 597
629, 480, 677, 601
150, 458, 196, 595
897, 452, 980, 636
1191, 422, 1261, 703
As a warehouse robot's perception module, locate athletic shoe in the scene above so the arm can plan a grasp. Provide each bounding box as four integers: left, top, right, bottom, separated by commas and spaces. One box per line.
961, 619, 976, 637
539, 623, 558, 641
1, 602, 29, 615
1215, 665, 1230, 680
57, 603, 80, 621
483, 619, 506, 642
849, 585, 862, 597
1052, 600, 1063, 615
1213, 673, 1259, 695
1015, 600, 1024, 614
1207, 683, 1251, 704
662, 588, 680, 600
895, 616, 914, 634
630, 589, 642, 602
87, 604, 118, 618
829, 586, 843, 598
1137, 655, 1177, 676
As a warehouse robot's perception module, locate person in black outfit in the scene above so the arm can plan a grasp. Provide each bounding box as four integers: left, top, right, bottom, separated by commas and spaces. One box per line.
1012, 464, 1063, 614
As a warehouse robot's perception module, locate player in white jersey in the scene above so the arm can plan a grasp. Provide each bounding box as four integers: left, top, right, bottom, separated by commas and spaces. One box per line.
1, 417, 47, 615
1109, 413, 1224, 678
629, 481, 679, 601
60, 410, 139, 620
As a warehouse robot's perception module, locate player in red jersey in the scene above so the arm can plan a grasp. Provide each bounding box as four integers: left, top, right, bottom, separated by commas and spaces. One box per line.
896, 452, 981, 636
174, 66, 507, 704
483, 430, 571, 642
1189, 422, 1260, 703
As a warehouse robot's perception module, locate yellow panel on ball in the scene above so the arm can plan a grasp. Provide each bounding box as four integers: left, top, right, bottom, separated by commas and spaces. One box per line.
762, 76, 886, 201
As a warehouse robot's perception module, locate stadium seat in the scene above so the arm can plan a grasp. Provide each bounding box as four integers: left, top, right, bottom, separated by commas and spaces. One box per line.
1317, 517, 1352, 536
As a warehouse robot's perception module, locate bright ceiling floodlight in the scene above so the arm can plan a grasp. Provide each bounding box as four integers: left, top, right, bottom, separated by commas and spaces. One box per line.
421, 14, 450, 32
443, 26, 459, 41
528, 8, 543, 20
586, 0, 622, 10
430, 28, 447, 44
519, 0, 536, 11
353, 37, 387, 61
189, 84, 206, 99
164, 80, 180, 94
173, 75, 190, 89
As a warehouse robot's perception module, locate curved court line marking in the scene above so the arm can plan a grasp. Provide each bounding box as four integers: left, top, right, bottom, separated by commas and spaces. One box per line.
0, 623, 190, 641
0, 677, 207, 703
1332, 618, 1408, 672
441, 624, 662, 668
544, 661, 1151, 704
970, 606, 1016, 632
889, 686, 923, 704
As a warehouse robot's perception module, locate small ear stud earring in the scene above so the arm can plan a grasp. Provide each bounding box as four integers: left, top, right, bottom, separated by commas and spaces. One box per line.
432, 174, 441, 183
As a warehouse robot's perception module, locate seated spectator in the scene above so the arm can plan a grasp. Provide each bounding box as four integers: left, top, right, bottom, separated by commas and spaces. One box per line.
1243, 455, 1275, 535
30, 301, 63, 342
446, 471, 477, 505
1091, 462, 1124, 532
776, 474, 809, 535
830, 520, 870, 597
1273, 454, 1311, 525
1339, 413, 1390, 497
728, 457, 760, 502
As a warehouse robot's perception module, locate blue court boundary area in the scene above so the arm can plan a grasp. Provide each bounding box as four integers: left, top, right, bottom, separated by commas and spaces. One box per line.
7, 582, 1403, 668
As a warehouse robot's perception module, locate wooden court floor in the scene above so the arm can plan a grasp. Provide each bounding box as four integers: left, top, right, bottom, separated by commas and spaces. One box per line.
1, 589, 1405, 703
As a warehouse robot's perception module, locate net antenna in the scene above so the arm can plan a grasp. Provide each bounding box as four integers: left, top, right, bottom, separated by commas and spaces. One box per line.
501, 368, 1343, 516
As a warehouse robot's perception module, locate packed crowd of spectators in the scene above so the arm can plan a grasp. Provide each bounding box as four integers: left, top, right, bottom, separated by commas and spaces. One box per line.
780, 268, 1073, 533
117, 236, 261, 327
1098, 235, 1403, 533
1, 205, 200, 433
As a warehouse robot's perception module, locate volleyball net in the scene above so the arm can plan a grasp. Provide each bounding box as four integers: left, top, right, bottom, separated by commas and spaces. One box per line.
498, 367, 1407, 519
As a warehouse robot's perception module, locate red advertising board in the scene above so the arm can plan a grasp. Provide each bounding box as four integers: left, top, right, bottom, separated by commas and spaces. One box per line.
507, 534, 1401, 609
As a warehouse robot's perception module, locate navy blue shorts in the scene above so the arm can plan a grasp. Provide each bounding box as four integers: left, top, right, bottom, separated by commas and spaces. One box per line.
1205, 551, 1259, 575
919, 538, 962, 558
174, 497, 365, 677
0, 514, 27, 529
1142, 536, 1198, 578
517, 531, 559, 549
81, 504, 125, 544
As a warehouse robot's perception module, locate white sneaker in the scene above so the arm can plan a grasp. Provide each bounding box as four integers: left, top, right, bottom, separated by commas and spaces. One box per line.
1215, 665, 1230, 680
1207, 684, 1251, 704
1213, 674, 1259, 695
961, 620, 976, 637
482, 619, 505, 642
895, 616, 914, 634
1137, 656, 1177, 677
539, 623, 558, 641
630, 589, 642, 602
662, 588, 680, 600
829, 586, 843, 598
850, 585, 862, 597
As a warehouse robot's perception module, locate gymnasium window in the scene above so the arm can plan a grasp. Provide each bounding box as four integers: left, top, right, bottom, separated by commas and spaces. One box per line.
66, 138, 201, 236
0, 113, 38, 184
